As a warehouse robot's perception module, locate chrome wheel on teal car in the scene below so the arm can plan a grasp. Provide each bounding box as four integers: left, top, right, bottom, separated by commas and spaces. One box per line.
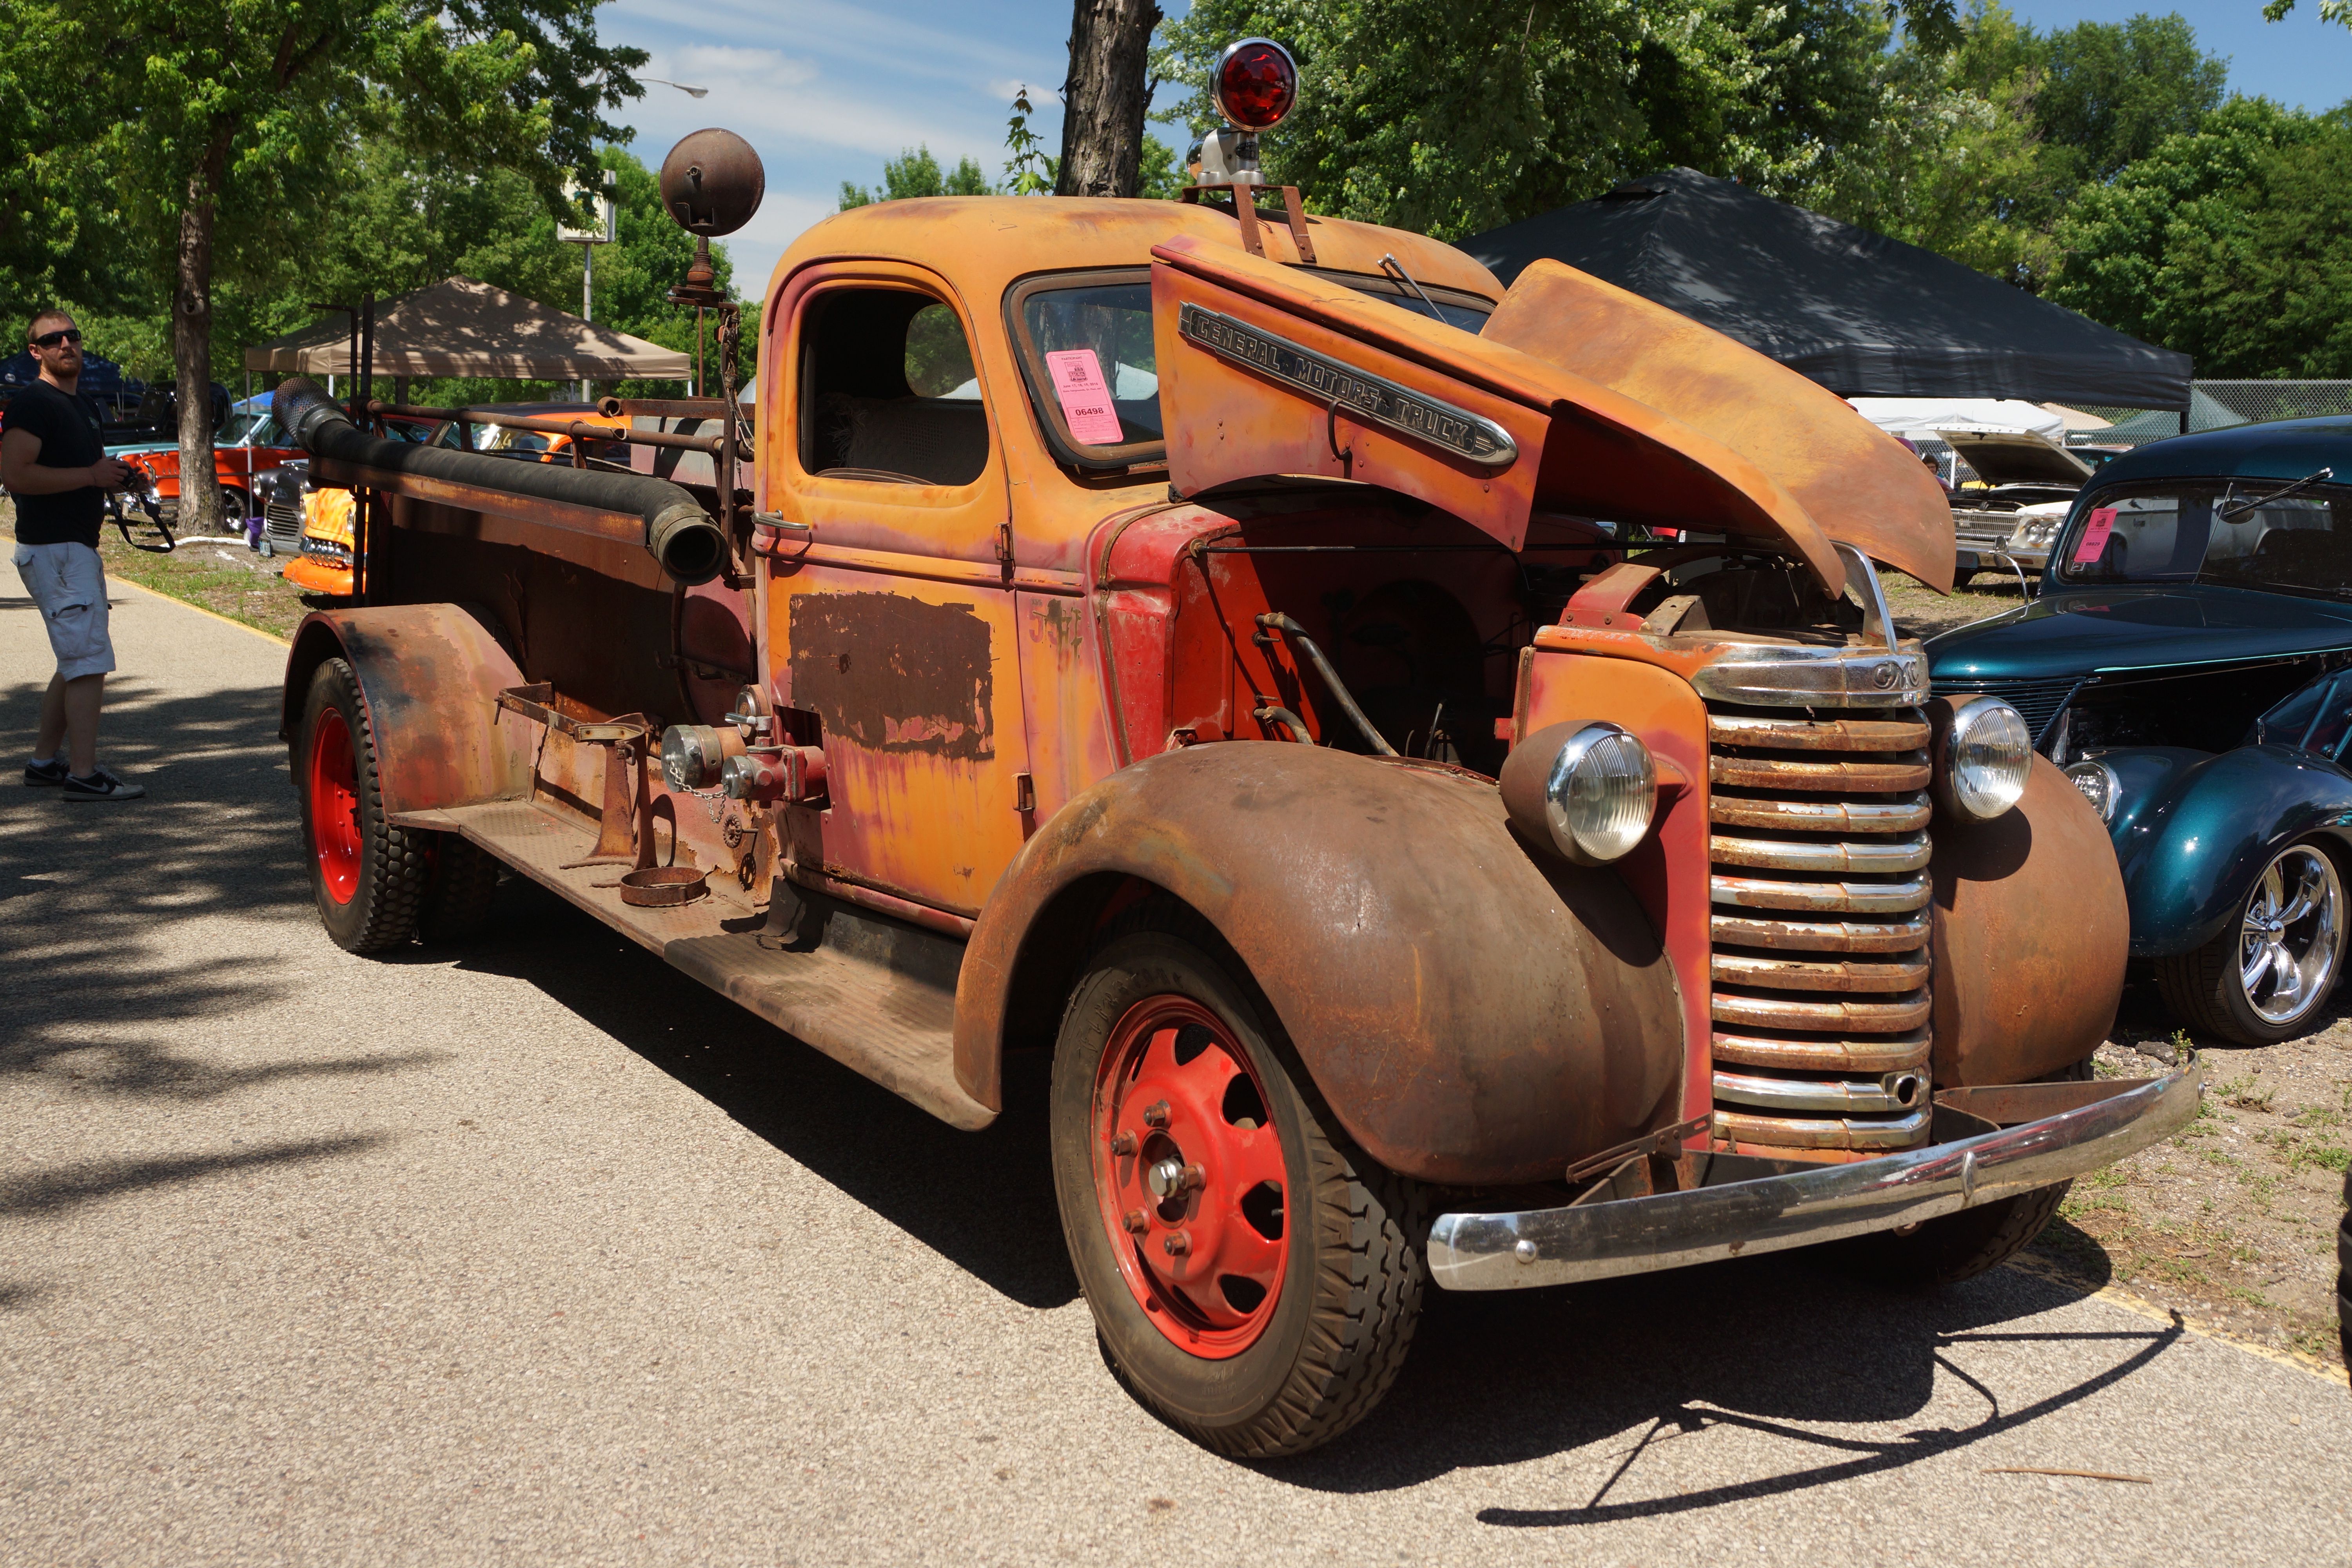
2158, 840, 2347, 1045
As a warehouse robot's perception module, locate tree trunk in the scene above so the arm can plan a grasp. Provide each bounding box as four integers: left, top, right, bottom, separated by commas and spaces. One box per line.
1056, 0, 1161, 198
172, 140, 229, 537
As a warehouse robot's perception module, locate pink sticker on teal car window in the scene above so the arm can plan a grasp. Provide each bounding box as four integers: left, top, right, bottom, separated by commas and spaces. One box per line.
2073, 506, 2118, 564
1044, 349, 1123, 445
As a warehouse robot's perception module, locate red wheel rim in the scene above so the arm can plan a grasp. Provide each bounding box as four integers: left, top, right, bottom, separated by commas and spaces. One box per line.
307, 708, 361, 905
1091, 995, 1289, 1358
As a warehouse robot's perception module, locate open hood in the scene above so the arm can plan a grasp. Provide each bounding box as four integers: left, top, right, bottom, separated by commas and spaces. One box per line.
1938, 428, 2094, 489
1151, 241, 1958, 592
1479, 263, 1955, 588
1152, 237, 1849, 591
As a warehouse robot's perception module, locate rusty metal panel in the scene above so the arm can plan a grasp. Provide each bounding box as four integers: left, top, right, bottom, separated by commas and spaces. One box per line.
284, 604, 530, 819
1512, 653, 1717, 1140
1481, 260, 1956, 591
769, 566, 1031, 918
956, 742, 1683, 1185
1147, 235, 1846, 591
1930, 749, 2131, 1086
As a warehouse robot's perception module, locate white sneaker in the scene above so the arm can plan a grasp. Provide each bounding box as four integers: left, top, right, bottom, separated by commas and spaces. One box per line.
63, 764, 146, 801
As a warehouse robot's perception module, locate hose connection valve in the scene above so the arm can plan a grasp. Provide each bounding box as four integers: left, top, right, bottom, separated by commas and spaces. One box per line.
720, 746, 827, 805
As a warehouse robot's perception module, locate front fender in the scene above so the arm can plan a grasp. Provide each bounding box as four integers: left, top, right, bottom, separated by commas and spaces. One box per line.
1930, 753, 2129, 1087
953, 743, 1684, 1186
281, 603, 528, 817
2106, 744, 2352, 955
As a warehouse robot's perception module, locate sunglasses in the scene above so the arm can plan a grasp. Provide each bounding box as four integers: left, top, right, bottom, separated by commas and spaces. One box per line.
32, 328, 82, 348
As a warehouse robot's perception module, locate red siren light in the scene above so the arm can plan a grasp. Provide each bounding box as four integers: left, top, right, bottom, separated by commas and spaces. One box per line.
1212, 38, 1297, 132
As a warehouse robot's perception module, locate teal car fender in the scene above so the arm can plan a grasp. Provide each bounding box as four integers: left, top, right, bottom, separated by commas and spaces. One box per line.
2098, 745, 2352, 956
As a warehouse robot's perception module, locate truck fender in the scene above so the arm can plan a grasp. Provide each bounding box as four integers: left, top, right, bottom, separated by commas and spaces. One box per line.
2105, 744, 2352, 957
281, 603, 529, 817
1930, 753, 2130, 1087
953, 742, 1684, 1186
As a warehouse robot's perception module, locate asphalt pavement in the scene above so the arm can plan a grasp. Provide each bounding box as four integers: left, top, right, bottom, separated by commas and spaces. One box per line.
4, 578, 2346, 1567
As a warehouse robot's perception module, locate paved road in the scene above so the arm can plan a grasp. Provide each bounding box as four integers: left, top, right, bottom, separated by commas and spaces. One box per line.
4, 580, 2345, 1568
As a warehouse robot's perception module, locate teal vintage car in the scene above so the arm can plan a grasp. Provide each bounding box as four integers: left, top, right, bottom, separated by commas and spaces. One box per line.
1929, 415, 2352, 1045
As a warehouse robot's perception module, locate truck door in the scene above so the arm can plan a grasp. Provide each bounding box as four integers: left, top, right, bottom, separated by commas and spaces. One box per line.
762, 264, 1033, 920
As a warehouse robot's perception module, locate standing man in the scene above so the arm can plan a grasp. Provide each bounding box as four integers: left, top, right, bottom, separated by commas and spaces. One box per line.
3, 308, 143, 799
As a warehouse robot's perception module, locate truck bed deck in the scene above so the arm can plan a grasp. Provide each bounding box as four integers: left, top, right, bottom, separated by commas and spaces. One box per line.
395, 800, 991, 1129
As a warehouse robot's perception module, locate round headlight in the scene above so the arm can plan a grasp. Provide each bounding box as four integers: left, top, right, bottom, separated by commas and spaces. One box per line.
1940, 697, 2033, 822
1542, 722, 1658, 864
2064, 758, 2118, 822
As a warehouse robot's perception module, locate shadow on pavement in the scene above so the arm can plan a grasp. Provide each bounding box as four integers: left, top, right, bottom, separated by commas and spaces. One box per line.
0, 675, 445, 1100
437, 874, 1078, 1312
1261, 1251, 2173, 1510
0, 1134, 390, 1220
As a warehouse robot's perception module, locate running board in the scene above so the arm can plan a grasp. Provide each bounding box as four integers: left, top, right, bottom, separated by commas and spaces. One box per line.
397, 800, 993, 1130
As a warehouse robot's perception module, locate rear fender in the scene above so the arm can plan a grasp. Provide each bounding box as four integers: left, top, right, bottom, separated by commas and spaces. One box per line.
2104, 744, 2352, 956
953, 741, 1684, 1185
281, 603, 529, 816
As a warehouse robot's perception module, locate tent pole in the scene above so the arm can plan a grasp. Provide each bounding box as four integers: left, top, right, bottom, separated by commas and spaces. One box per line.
581, 241, 593, 403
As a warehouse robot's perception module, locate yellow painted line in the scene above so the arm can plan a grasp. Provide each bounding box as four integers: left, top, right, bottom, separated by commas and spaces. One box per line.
2005, 1253, 2347, 1388
114, 573, 292, 648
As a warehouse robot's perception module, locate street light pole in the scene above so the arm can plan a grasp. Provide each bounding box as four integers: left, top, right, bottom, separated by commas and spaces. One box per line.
581, 241, 593, 403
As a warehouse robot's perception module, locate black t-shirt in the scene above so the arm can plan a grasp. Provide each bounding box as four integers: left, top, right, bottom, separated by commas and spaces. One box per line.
3, 379, 105, 548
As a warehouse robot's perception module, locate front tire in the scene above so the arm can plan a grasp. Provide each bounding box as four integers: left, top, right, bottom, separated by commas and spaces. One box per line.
298, 658, 427, 952
2156, 839, 2347, 1045
1049, 921, 1423, 1458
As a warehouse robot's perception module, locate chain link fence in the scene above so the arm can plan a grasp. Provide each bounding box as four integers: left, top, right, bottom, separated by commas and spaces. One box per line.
2073, 381, 2352, 447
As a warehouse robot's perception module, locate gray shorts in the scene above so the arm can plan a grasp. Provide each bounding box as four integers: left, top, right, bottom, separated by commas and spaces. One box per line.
13, 541, 116, 679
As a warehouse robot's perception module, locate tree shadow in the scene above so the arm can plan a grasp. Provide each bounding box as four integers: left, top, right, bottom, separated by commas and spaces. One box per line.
1, 675, 446, 1100
0, 1134, 390, 1220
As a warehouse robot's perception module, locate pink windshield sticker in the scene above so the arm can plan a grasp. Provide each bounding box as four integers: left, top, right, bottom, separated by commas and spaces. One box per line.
1045, 349, 1123, 445
2073, 506, 2118, 564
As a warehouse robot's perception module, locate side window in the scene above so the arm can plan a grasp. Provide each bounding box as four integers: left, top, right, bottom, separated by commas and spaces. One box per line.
798, 289, 990, 488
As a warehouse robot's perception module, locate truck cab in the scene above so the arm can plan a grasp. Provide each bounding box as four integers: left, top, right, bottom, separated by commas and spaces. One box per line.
272, 109, 2198, 1457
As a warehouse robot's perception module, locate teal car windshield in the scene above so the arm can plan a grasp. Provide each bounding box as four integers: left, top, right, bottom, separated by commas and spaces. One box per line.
2057, 478, 2352, 598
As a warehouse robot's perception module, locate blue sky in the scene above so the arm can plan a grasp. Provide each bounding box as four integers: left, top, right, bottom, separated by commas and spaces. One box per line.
597, 1, 2352, 298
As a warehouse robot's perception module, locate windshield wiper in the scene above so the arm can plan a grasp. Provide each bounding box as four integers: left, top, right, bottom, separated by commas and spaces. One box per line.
1378, 254, 1446, 323
2219, 466, 2334, 521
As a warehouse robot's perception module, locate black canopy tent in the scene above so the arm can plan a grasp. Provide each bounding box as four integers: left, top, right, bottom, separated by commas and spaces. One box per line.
1463, 167, 2191, 412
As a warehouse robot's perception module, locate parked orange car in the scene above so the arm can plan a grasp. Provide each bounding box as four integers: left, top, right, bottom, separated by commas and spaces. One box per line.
113, 406, 298, 526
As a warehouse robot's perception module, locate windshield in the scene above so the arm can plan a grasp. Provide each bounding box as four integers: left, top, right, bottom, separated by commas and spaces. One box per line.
1020, 282, 1164, 450
1013, 270, 1495, 463
219, 412, 285, 446
2055, 479, 2352, 596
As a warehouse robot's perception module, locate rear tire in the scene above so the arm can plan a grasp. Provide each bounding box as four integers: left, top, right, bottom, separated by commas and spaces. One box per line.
416, 837, 501, 944
1049, 916, 1423, 1457
297, 658, 426, 953
2155, 838, 2347, 1045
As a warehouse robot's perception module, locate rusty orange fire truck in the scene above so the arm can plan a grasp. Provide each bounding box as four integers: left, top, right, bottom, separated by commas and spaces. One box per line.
274, 48, 2197, 1456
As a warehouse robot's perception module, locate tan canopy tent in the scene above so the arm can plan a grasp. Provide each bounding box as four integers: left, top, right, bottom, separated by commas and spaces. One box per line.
242, 276, 691, 381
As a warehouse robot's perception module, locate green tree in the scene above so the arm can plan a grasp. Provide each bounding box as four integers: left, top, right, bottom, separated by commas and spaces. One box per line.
838, 145, 996, 209
1151, 0, 1944, 242
2046, 98, 2352, 376
3, 0, 646, 534
1136, 134, 1186, 199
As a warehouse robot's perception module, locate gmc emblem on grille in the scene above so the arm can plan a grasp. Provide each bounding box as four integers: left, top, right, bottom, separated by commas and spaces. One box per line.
1871, 661, 1900, 690
1176, 303, 1518, 470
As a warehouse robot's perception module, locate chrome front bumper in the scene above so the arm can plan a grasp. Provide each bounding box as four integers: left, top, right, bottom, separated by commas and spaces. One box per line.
1427, 1069, 2200, 1290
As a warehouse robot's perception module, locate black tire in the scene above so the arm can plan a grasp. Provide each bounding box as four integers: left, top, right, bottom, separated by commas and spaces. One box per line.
415, 836, 501, 944
1049, 915, 1424, 1458
2155, 838, 2348, 1046
1841, 1057, 2090, 1288
1848, 1179, 2075, 1289
221, 486, 250, 526
296, 657, 426, 953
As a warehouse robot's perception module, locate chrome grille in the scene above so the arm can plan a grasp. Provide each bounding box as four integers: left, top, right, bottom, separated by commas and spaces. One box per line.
1706, 707, 1935, 1153
263, 500, 304, 550
1931, 676, 2078, 746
